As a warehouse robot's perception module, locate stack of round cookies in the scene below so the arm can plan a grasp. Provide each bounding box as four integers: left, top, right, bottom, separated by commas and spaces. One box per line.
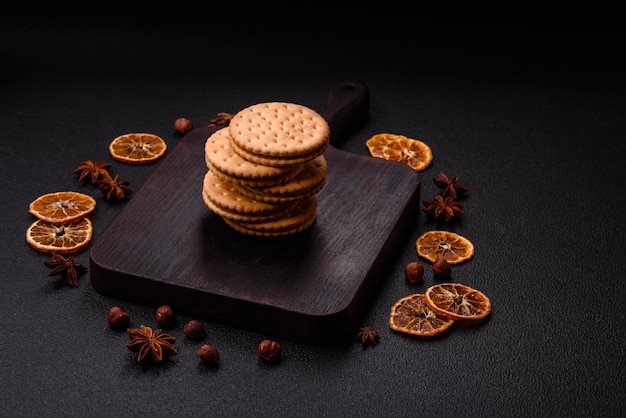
202, 102, 330, 237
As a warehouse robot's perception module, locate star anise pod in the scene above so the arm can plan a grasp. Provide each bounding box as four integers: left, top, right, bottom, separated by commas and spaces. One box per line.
43, 252, 88, 287
96, 173, 133, 202
208, 112, 235, 127
433, 172, 469, 199
126, 324, 177, 363
355, 326, 380, 347
422, 194, 464, 222
74, 160, 112, 183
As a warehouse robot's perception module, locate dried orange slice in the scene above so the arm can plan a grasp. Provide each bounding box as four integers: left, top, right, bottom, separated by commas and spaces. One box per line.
389, 293, 455, 337
108, 133, 167, 164
425, 283, 491, 321
415, 230, 474, 264
365, 133, 433, 172
29, 191, 96, 224
26, 217, 93, 254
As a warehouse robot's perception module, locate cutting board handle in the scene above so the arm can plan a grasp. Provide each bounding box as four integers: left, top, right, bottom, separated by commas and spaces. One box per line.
323, 80, 370, 147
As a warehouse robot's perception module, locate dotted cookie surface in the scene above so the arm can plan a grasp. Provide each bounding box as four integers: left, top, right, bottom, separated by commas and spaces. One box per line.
205, 127, 298, 179
229, 102, 330, 159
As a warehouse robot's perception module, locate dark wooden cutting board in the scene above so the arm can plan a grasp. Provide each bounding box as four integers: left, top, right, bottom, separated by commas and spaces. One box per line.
89, 81, 422, 344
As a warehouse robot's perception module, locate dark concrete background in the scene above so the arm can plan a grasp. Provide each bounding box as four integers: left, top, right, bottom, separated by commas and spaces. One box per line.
2, 9, 624, 417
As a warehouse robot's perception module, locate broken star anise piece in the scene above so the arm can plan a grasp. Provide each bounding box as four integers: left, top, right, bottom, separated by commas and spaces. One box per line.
422, 194, 464, 222
96, 174, 133, 202
433, 172, 469, 199
74, 160, 112, 184
43, 252, 88, 287
355, 326, 380, 347
209, 112, 235, 127
126, 324, 177, 363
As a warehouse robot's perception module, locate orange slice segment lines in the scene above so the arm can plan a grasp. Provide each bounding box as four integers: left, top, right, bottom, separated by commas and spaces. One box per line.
415, 230, 474, 264
26, 218, 93, 254
28, 191, 96, 224
366, 133, 433, 172
425, 283, 492, 321
389, 293, 455, 338
109, 133, 167, 164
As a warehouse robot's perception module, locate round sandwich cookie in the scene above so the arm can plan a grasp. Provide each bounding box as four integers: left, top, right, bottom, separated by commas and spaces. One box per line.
229, 139, 327, 167
201, 188, 296, 223
205, 127, 302, 181
201, 170, 290, 216
205, 155, 304, 188
228, 102, 329, 164
233, 155, 327, 203
222, 195, 318, 237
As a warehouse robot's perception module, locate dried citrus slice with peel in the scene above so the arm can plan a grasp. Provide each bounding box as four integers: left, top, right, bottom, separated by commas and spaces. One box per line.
109, 133, 167, 164
366, 133, 433, 172
425, 283, 491, 321
26, 217, 93, 254
416, 230, 474, 264
389, 293, 455, 337
29, 191, 96, 224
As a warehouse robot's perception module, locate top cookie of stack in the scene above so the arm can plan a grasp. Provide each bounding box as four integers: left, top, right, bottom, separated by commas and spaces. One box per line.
202, 102, 330, 237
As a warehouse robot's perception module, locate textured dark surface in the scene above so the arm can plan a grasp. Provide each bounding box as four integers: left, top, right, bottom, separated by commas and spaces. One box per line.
2, 10, 625, 417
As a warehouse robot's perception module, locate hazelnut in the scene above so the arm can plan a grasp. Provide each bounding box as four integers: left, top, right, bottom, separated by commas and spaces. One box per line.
155, 305, 176, 328
258, 339, 282, 362
174, 117, 193, 135
404, 261, 424, 283
183, 319, 205, 341
432, 258, 452, 277
107, 306, 130, 330
198, 344, 219, 366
